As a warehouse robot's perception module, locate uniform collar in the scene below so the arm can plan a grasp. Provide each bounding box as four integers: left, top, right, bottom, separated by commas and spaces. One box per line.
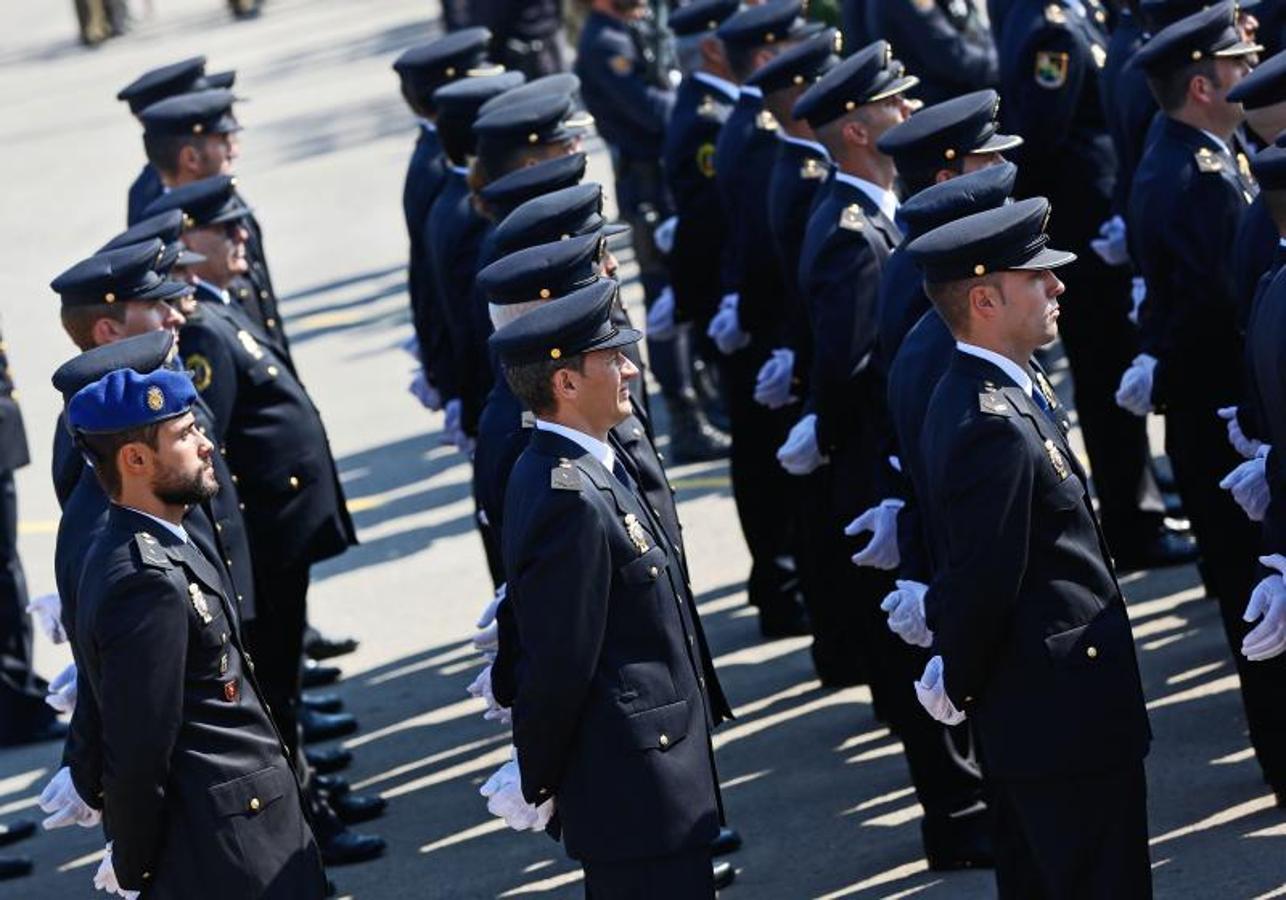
955, 341, 1033, 397
119, 504, 190, 544
419, 119, 436, 134
1200, 128, 1232, 157
834, 170, 899, 223
739, 85, 763, 99
450, 163, 469, 176
195, 278, 230, 304
778, 133, 830, 160
535, 419, 616, 471
693, 71, 738, 102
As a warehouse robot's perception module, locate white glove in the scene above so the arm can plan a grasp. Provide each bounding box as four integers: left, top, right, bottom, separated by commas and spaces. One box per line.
880, 580, 933, 648
1219, 452, 1271, 522
646, 286, 678, 341
409, 368, 443, 411
400, 335, 421, 359
441, 398, 474, 455
466, 664, 512, 725
1242, 556, 1286, 661
473, 620, 499, 660
45, 662, 77, 715
914, 655, 966, 725
776, 413, 828, 476
652, 216, 678, 255
753, 348, 797, 409
1114, 353, 1157, 416
93, 842, 139, 898
480, 757, 554, 832
706, 293, 751, 355
844, 499, 905, 570
1217, 406, 1266, 460
1128, 276, 1147, 326
39, 766, 101, 830
26, 593, 65, 644
1090, 214, 1130, 267
477, 583, 505, 629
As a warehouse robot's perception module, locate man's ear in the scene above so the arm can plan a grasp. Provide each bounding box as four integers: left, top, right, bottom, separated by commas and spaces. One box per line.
551, 367, 579, 403
177, 142, 202, 177
968, 281, 1002, 321
90, 314, 126, 347
118, 442, 151, 479
842, 117, 870, 149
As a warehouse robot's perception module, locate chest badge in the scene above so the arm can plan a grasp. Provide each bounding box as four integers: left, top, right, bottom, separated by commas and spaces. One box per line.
1044, 438, 1070, 480
223, 679, 239, 702
236, 330, 264, 360
624, 513, 650, 554
188, 582, 213, 624
1035, 371, 1059, 411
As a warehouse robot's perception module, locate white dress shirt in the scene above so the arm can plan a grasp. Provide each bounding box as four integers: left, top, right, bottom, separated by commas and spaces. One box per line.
693, 71, 738, 102
955, 341, 1033, 397
535, 419, 617, 472
834, 170, 899, 224
121, 506, 190, 544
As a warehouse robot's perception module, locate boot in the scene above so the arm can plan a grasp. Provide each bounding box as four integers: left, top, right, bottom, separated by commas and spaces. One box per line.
665, 392, 731, 464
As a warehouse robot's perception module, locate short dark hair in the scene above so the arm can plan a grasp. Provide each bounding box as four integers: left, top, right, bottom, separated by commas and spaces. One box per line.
78, 422, 162, 499
924, 273, 1000, 336
60, 303, 128, 352
727, 42, 779, 84
142, 132, 205, 176
1147, 58, 1220, 114
502, 353, 587, 417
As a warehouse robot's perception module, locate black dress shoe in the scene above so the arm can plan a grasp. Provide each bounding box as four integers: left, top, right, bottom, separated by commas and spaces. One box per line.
921, 802, 995, 871
302, 693, 344, 713
314, 774, 351, 798
305, 632, 360, 662
1113, 527, 1199, 573
319, 829, 385, 866
0, 719, 69, 749
711, 826, 742, 857
306, 746, 354, 775
712, 860, 736, 890
331, 792, 387, 825
0, 858, 32, 881
303, 661, 342, 688
0, 821, 34, 849
302, 708, 358, 744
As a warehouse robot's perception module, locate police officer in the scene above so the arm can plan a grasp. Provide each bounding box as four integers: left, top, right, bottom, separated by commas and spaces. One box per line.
908, 197, 1152, 897
68, 367, 328, 899
480, 0, 567, 79
865, 0, 999, 105
489, 279, 731, 896
117, 57, 234, 225
393, 29, 500, 414
1122, 5, 1286, 799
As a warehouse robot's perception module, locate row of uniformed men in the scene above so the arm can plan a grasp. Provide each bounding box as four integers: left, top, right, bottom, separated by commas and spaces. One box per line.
71, 0, 264, 47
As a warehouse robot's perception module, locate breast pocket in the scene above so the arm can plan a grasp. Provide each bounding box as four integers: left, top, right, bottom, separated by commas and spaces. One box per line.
618, 545, 669, 591
1039, 465, 1084, 512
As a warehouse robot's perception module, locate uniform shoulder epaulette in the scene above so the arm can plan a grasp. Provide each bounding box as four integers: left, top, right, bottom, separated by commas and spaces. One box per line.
800, 158, 826, 180
1044, 3, 1066, 25
1194, 146, 1225, 174
521, 410, 537, 429
133, 531, 173, 570
838, 204, 865, 232
755, 110, 778, 132
697, 95, 720, 120
550, 458, 582, 491
978, 383, 1015, 417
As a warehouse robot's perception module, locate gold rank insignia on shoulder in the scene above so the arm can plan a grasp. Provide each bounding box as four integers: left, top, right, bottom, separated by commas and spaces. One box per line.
1034, 50, 1069, 89
134, 532, 170, 568
623, 513, 649, 554
978, 391, 1010, 415
551, 460, 581, 491
1195, 146, 1225, 174
1044, 438, 1070, 480
800, 158, 826, 180
188, 582, 213, 624
520, 411, 536, 429
1090, 44, 1106, 69
1044, 3, 1066, 24
609, 55, 633, 76
755, 110, 779, 132
697, 95, 719, 120
236, 330, 264, 360
839, 204, 865, 231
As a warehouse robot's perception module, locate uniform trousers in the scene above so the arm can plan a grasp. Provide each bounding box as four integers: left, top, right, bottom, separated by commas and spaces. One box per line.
245, 562, 310, 763
0, 469, 47, 744
583, 847, 714, 900
992, 762, 1151, 900
1166, 404, 1286, 789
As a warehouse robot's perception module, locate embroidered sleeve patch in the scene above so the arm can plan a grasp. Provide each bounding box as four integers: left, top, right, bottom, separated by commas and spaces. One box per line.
1034, 51, 1069, 89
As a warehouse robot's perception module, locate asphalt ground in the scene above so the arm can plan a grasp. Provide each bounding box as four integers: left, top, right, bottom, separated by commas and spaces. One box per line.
0, 2, 1284, 897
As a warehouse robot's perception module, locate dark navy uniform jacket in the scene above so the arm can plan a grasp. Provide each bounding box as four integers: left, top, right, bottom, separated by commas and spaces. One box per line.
1234, 193, 1278, 332
576, 11, 675, 162
0, 340, 28, 477
865, 0, 999, 105
1238, 243, 1286, 446
403, 125, 453, 387
178, 284, 356, 573
661, 73, 736, 328
76, 506, 325, 898
1251, 262, 1286, 553
502, 428, 729, 862
126, 163, 165, 226
766, 135, 830, 381
233, 210, 292, 364
921, 350, 1151, 779
1101, 10, 1150, 216
1129, 117, 1255, 409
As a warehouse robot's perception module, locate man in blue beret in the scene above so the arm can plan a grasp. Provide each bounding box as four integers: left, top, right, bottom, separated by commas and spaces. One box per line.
69, 367, 327, 899
909, 197, 1153, 896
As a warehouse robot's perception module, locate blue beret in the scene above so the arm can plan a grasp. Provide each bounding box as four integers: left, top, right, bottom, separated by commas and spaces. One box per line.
52, 331, 176, 401
477, 232, 606, 305
746, 28, 842, 94
898, 162, 1018, 240
491, 183, 629, 256
142, 174, 251, 228
1228, 48, 1286, 108
475, 94, 595, 166
118, 56, 207, 114
478, 73, 581, 118
878, 89, 1023, 176
98, 210, 207, 267
393, 28, 500, 104
908, 196, 1077, 283
68, 368, 198, 435
51, 239, 193, 308
717, 0, 821, 49
490, 279, 639, 364
670, 0, 739, 37
140, 88, 241, 137
478, 152, 589, 219
794, 41, 919, 128
1252, 142, 1286, 188
1134, 2, 1260, 74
